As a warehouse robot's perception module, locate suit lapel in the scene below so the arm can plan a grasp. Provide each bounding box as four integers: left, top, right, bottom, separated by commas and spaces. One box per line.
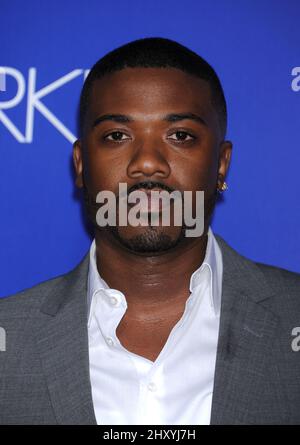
210, 235, 283, 424
35, 253, 97, 425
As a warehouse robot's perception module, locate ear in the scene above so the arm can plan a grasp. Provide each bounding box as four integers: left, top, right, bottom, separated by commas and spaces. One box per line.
73, 139, 84, 188
217, 140, 232, 187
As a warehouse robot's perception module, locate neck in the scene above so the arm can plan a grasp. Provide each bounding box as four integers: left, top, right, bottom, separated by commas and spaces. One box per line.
94, 227, 209, 318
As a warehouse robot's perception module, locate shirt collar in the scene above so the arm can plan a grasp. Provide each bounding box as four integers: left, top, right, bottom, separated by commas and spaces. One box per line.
87, 226, 223, 321
87, 239, 110, 323
189, 226, 222, 317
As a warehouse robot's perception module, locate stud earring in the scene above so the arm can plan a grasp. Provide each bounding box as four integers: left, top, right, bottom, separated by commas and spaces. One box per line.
218, 181, 228, 193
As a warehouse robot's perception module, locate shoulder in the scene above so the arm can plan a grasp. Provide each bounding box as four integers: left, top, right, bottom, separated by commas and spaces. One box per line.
0, 251, 90, 317
214, 233, 300, 311
215, 232, 300, 283
254, 261, 300, 290
0, 272, 69, 317
0, 253, 89, 376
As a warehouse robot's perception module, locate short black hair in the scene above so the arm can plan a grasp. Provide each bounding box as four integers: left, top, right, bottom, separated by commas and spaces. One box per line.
79, 37, 227, 139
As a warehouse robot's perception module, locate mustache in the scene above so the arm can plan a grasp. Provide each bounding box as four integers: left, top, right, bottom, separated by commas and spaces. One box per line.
82, 180, 177, 209
126, 181, 175, 196
117, 181, 177, 204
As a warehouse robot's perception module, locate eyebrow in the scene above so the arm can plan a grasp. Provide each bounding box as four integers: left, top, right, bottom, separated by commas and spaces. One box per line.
92, 112, 208, 128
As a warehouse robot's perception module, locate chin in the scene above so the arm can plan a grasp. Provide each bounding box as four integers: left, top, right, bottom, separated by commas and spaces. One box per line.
111, 225, 185, 254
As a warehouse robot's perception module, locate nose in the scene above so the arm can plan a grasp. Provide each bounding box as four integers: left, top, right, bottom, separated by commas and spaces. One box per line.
127, 140, 171, 180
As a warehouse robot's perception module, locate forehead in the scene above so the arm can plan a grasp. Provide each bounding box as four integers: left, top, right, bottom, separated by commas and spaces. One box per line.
88, 67, 215, 121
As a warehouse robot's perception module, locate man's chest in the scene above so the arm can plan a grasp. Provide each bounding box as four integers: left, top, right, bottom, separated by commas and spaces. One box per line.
115, 312, 184, 362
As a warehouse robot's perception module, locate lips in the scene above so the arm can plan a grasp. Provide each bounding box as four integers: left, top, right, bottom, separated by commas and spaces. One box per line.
137, 187, 164, 195
128, 188, 168, 213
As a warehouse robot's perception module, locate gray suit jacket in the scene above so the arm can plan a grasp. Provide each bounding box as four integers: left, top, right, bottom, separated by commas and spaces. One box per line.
1, 234, 300, 425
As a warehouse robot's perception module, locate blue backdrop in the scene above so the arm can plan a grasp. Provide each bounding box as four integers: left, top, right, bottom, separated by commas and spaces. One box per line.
1, 0, 299, 297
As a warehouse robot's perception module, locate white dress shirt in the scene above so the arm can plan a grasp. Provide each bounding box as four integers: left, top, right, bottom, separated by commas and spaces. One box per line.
87, 226, 223, 425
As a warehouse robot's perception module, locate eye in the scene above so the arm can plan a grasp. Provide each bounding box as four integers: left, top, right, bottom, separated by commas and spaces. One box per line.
103, 131, 131, 142
167, 130, 195, 143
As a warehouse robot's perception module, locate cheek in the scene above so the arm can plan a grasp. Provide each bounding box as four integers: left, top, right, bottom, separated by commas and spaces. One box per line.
174, 154, 219, 193
83, 145, 127, 193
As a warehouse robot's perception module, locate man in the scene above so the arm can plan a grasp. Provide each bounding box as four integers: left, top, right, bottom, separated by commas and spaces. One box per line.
0, 37, 300, 425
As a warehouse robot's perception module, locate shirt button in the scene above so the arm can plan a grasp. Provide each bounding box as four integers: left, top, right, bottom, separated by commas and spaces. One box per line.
147, 382, 157, 392
109, 296, 119, 306
106, 337, 114, 347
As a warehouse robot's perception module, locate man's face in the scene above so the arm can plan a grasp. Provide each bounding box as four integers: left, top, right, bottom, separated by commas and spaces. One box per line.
73, 67, 232, 254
